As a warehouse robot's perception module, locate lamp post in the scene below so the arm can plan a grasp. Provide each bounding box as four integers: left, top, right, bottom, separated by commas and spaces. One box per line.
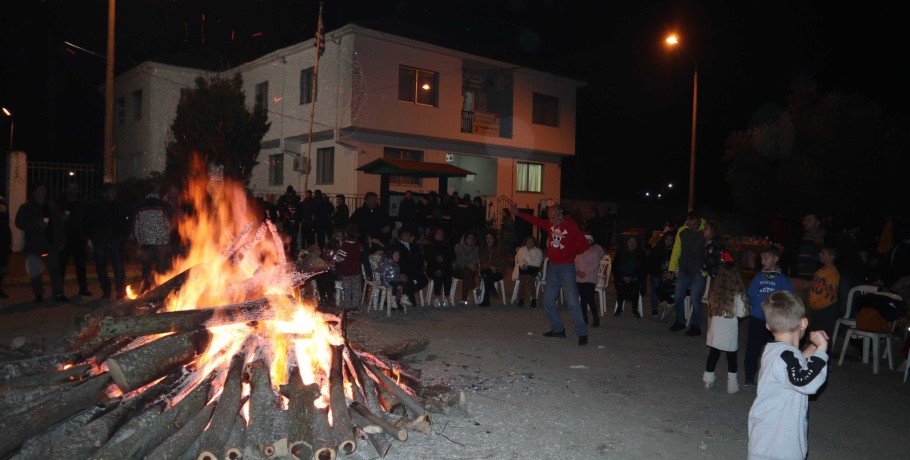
665, 34, 697, 211
1, 107, 12, 153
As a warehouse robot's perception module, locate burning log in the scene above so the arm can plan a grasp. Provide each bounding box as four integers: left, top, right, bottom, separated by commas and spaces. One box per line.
197, 339, 256, 460
280, 366, 319, 460
90, 336, 136, 366
107, 329, 212, 393
89, 401, 165, 459
244, 358, 289, 458
330, 345, 357, 456
349, 401, 408, 441
231, 252, 333, 299
364, 362, 431, 434
100, 297, 276, 338
145, 398, 217, 460
0, 350, 81, 381
0, 372, 113, 457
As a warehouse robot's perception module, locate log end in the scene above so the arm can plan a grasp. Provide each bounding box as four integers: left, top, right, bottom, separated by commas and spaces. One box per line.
289, 441, 313, 460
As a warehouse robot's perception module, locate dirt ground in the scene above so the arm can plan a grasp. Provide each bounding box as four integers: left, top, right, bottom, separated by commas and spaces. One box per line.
2, 278, 909, 460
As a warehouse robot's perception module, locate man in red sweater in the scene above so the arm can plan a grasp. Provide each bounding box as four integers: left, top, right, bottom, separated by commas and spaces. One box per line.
511, 203, 590, 345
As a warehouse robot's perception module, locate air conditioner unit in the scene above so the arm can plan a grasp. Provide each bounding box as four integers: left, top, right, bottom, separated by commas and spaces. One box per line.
292, 157, 310, 173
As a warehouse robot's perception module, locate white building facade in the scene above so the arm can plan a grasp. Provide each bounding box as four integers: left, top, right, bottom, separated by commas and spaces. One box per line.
112, 24, 584, 210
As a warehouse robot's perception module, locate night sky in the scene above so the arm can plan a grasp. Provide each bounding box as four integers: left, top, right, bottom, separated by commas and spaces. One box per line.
1, 1, 907, 211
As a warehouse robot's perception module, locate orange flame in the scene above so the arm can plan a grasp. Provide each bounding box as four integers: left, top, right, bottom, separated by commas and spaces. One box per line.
150, 162, 341, 398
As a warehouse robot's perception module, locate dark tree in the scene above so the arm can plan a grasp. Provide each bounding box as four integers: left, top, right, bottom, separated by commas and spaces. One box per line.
165, 74, 270, 184
724, 74, 910, 229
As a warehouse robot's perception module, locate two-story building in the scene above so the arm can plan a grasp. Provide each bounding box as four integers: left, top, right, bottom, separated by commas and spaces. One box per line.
112, 23, 584, 215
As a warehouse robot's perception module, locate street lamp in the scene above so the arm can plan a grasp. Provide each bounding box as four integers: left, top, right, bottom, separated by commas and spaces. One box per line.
1, 107, 12, 153
665, 34, 698, 211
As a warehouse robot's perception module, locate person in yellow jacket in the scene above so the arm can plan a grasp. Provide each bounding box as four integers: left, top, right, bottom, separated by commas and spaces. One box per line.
806, 246, 840, 339
668, 210, 707, 336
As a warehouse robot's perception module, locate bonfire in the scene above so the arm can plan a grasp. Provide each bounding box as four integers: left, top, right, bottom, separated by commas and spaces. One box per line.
0, 171, 461, 460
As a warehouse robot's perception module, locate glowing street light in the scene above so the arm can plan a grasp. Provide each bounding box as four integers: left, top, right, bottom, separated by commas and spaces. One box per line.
665, 33, 698, 211
1, 107, 12, 153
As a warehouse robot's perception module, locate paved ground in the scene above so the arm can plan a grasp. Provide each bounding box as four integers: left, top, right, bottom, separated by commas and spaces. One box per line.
2, 257, 909, 459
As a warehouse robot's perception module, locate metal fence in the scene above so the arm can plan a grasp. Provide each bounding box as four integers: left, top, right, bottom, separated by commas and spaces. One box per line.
26, 161, 103, 202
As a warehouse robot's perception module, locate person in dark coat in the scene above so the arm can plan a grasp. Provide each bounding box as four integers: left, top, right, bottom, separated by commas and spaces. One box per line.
332, 194, 350, 231
423, 226, 454, 306
647, 231, 676, 317
613, 235, 647, 317
15, 183, 68, 302
87, 183, 131, 299
388, 226, 428, 306
58, 181, 93, 297
351, 191, 392, 244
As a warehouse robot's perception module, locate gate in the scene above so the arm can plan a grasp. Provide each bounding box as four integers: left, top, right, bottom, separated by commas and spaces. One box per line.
26, 161, 103, 202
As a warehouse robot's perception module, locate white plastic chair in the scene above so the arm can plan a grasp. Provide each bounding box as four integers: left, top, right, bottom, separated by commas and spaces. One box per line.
596, 255, 612, 316
421, 279, 435, 305
831, 284, 879, 349
836, 292, 901, 375
361, 263, 380, 307
477, 278, 507, 304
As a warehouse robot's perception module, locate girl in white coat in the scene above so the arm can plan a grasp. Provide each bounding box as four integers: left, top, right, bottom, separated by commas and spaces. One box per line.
513, 236, 544, 307
703, 255, 750, 393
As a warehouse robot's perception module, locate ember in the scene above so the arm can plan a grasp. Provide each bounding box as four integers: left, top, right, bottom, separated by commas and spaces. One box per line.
0, 174, 462, 459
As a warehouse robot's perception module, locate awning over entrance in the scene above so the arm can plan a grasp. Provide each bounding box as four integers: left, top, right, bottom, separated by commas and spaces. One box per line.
356, 158, 475, 213
356, 158, 474, 178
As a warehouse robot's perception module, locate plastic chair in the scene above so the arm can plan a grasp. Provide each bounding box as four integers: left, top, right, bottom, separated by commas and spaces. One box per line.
360, 263, 377, 307
596, 255, 612, 316
477, 278, 507, 304
836, 294, 901, 375
421, 279, 435, 306
831, 284, 879, 349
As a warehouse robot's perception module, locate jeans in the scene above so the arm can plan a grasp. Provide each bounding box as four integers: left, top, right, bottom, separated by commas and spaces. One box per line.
543, 262, 587, 337
93, 241, 126, 297
673, 270, 707, 329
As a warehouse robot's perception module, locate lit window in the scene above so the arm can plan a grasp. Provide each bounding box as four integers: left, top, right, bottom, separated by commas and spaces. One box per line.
516, 162, 542, 192
398, 65, 438, 107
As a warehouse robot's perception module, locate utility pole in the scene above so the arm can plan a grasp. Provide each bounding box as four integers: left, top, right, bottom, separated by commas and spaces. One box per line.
104, 0, 116, 183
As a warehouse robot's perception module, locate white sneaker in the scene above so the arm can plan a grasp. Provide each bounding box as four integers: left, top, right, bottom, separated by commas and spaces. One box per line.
703, 371, 716, 390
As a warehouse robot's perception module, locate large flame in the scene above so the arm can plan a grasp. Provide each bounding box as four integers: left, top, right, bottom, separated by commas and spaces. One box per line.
150, 170, 340, 391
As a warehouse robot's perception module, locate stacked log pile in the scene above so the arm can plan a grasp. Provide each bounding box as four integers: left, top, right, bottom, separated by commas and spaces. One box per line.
0, 219, 465, 460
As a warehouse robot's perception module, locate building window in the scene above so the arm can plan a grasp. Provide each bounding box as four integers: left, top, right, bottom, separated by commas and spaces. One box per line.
532, 93, 558, 127
384, 147, 422, 186
131, 90, 143, 120
300, 68, 316, 104
255, 82, 269, 109
516, 162, 542, 193
398, 65, 438, 107
116, 97, 126, 125
316, 147, 334, 185
269, 154, 283, 186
